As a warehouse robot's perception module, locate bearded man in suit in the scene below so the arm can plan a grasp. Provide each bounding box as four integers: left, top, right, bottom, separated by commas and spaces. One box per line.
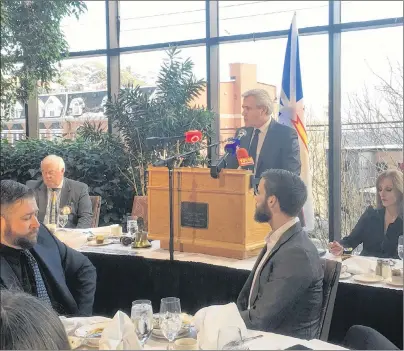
0, 180, 96, 316
26, 155, 92, 229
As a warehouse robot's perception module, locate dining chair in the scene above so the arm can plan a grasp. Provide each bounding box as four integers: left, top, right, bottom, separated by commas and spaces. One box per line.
90, 195, 101, 227
318, 258, 342, 341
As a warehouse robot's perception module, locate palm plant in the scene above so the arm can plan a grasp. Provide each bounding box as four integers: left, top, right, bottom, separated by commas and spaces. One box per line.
79, 47, 215, 196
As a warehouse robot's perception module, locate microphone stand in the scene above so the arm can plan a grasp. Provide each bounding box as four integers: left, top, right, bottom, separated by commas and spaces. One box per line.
152, 141, 222, 261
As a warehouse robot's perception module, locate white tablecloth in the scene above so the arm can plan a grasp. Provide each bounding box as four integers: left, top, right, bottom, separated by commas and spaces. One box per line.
63, 316, 347, 350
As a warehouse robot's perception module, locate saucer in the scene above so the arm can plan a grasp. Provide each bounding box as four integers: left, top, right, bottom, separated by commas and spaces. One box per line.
339, 272, 351, 280
384, 278, 403, 287
87, 240, 113, 246
353, 274, 383, 284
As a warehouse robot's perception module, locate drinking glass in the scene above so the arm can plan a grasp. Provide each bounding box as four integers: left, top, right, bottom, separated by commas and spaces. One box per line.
217, 326, 243, 350
58, 214, 68, 228
131, 300, 154, 347
398, 236, 403, 261
352, 243, 363, 256
127, 215, 138, 237
159, 297, 182, 350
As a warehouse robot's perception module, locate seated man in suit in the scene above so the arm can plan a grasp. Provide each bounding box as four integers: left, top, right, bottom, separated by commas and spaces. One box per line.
27, 155, 93, 229
0, 180, 97, 316
227, 89, 301, 177
237, 169, 323, 340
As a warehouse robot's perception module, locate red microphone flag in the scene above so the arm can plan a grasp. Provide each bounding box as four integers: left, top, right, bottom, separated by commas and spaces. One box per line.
236, 147, 254, 167
185, 130, 202, 143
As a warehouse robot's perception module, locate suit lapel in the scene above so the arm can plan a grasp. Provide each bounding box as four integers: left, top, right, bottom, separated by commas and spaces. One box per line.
60, 178, 71, 208
33, 232, 77, 310
241, 127, 254, 150
37, 182, 48, 222
0, 256, 23, 290
249, 223, 302, 306
256, 119, 277, 175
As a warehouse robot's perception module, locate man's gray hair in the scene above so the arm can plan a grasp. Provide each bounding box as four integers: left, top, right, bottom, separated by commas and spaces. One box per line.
41, 155, 65, 170
242, 89, 273, 116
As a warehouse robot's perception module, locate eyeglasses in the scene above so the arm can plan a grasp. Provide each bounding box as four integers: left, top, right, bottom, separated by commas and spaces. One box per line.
253, 184, 259, 196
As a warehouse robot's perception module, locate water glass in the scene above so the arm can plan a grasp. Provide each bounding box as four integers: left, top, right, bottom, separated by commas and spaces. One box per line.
352, 243, 363, 256
131, 300, 154, 347
217, 326, 243, 350
398, 236, 403, 261
159, 297, 182, 349
127, 216, 138, 236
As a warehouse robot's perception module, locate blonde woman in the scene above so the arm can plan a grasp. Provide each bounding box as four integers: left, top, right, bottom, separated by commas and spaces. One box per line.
329, 169, 403, 258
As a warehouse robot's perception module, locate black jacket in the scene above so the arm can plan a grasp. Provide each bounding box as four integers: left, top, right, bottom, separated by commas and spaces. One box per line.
340, 206, 403, 259
0, 224, 97, 316
226, 119, 301, 177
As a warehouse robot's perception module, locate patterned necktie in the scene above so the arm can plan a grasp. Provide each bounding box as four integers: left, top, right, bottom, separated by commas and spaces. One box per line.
22, 250, 52, 306
49, 189, 58, 224
248, 129, 261, 170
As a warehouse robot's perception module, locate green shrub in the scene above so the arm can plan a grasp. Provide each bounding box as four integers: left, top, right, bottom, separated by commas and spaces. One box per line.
0, 138, 134, 226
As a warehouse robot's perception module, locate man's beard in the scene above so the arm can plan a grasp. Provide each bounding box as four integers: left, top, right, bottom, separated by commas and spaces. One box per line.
4, 222, 38, 249
254, 201, 272, 223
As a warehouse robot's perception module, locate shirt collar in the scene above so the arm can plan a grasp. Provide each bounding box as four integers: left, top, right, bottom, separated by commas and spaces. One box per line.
254, 117, 271, 135
264, 217, 299, 246
47, 178, 64, 190
0, 243, 23, 259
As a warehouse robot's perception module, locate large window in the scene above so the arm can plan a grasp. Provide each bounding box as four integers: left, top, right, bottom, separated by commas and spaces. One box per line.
37, 56, 108, 140
341, 0, 403, 23
120, 46, 207, 106
341, 26, 403, 237
219, 1, 328, 37
119, 1, 206, 47
219, 34, 329, 244
60, 0, 106, 52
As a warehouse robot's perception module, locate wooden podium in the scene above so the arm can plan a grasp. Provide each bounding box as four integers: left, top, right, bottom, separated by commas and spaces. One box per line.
147, 167, 269, 259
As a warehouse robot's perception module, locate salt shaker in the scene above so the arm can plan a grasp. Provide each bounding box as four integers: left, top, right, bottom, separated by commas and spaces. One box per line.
382, 259, 392, 279
375, 259, 383, 276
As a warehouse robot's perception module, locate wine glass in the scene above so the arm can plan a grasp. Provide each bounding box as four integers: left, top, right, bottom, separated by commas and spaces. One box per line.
352, 243, 363, 256
398, 236, 403, 261
131, 300, 154, 347
58, 214, 68, 228
217, 326, 243, 350
159, 297, 182, 350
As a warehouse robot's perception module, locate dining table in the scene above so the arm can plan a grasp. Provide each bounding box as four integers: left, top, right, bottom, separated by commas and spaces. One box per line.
63, 316, 348, 350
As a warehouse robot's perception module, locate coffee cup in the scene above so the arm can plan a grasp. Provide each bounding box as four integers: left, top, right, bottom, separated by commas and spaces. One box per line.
174, 338, 198, 350
95, 234, 105, 244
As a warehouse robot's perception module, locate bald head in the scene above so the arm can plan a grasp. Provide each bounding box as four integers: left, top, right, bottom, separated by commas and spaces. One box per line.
41, 155, 65, 188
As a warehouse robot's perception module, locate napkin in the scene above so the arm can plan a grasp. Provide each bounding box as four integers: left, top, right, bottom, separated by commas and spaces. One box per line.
343, 256, 377, 275
194, 303, 247, 350
99, 310, 142, 350
54, 229, 88, 249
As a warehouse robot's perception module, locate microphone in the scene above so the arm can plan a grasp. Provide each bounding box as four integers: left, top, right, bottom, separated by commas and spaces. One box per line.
224, 139, 240, 155
236, 147, 254, 167
210, 139, 241, 179
146, 130, 202, 148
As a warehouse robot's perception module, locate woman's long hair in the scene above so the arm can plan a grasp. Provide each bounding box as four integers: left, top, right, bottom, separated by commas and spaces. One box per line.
0, 290, 70, 350
376, 169, 403, 218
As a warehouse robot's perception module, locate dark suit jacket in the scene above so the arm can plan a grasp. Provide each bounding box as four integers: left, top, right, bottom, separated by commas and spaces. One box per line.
26, 177, 93, 229
0, 224, 97, 316
237, 222, 323, 340
227, 119, 301, 177
340, 206, 403, 259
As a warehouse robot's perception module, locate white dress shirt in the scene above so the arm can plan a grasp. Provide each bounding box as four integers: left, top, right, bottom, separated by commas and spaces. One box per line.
44, 179, 64, 224
247, 217, 300, 309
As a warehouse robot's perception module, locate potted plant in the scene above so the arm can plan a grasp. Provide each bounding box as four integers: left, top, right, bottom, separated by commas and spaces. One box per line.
80, 47, 216, 230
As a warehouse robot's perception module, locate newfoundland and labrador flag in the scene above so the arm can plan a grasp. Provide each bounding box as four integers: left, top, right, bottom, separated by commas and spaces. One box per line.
278, 14, 315, 231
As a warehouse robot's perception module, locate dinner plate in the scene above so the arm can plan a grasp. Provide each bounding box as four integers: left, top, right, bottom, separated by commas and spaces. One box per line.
86, 240, 114, 246
353, 274, 383, 284
384, 278, 403, 287
339, 272, 351, 280
74, 322, 109, 346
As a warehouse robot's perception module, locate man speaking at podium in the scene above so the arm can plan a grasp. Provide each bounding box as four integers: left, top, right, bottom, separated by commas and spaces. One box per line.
226, 89, 301, 178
